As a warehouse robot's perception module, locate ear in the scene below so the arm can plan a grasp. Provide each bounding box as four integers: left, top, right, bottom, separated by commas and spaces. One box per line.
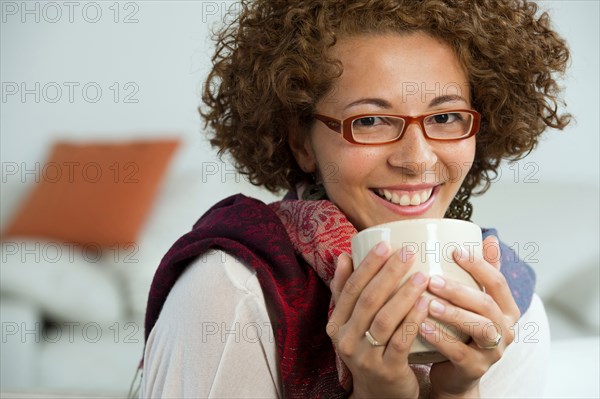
288, 126, 317, 174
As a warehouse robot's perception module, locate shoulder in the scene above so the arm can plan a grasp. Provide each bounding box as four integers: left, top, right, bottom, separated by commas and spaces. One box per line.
193, 193, 273, 228
157, 249, 267, 325
142, 249, 280, 397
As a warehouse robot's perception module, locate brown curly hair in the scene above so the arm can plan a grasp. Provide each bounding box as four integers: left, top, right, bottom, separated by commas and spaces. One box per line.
200, 0, 571, 197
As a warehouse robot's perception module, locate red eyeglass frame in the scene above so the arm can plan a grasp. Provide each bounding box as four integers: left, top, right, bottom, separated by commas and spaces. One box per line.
314, 109, 481, 145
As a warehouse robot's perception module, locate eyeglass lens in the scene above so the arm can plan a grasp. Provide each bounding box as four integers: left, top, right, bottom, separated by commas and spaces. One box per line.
351, 112, 474, 143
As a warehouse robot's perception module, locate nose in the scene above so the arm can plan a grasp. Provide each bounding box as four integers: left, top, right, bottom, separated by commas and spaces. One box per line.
387, 121, 438, 174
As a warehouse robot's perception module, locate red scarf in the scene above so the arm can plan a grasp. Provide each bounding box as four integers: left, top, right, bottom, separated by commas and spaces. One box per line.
268, 199, 356, 389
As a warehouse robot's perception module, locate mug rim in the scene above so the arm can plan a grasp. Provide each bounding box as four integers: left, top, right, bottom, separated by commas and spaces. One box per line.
356, 218, 479, 235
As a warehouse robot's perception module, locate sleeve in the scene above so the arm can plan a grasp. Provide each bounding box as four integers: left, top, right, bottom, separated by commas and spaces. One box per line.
478, 293, 551, 398
140, 250, 282, 399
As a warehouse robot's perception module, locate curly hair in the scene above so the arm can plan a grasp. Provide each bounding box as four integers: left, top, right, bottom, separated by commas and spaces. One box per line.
200, 0, 571, 196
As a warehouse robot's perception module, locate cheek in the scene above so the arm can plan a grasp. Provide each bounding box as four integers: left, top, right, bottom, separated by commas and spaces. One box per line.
314, 139, 375, 184
321, 161, 345, 184
334, 148, 382, 185
323, 154, 363, 189
442, 140, 476, 184
446, 162, 471, 184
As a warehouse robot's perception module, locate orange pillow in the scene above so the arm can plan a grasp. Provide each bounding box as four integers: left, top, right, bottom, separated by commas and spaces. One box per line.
3, 138, 180, 246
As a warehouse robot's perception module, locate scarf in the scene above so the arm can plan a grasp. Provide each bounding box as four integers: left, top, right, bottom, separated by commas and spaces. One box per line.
144, 194, 535, 398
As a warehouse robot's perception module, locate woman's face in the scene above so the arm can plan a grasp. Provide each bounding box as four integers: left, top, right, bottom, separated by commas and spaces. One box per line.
291, 32, 476, 231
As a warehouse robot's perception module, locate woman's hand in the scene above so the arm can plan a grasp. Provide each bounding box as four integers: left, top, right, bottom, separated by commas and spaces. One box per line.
420, 235, 521, 399
328, 242, 430, 399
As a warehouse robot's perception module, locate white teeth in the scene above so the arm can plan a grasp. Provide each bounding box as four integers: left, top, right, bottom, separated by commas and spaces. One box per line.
383, 189, 392, 201
410, 193, 421, 205
376, 187, 434, 206
420, 188, 433, 203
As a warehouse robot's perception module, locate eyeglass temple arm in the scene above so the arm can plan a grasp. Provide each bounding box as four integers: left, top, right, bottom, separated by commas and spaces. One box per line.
314, 114, 342, 133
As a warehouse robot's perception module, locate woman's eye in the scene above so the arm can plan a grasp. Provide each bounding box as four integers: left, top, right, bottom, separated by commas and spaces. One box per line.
354, 116, 385, 127
355, 117, 377, 126
431, 113, 460, 124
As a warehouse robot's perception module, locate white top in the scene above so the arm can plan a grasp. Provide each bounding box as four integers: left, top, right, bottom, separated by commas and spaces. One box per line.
141, 250, 550, 399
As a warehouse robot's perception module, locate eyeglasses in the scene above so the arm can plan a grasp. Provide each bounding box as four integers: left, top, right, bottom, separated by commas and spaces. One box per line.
314, 109, 481, 145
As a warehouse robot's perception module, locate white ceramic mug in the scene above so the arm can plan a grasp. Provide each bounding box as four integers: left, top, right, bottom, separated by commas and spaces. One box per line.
351, 218, 483, 364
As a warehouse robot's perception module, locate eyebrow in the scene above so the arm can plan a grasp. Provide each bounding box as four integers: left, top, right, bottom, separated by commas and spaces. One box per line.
344, 98, 392, 110
343, 94, 468, 111
429, 94, 468, 108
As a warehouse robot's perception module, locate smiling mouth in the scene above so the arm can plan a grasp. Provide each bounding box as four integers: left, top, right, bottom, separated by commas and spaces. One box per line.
374, 187, 434, 206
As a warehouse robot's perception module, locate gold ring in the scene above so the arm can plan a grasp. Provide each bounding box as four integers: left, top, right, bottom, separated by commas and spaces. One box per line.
365, 330, 385, 347
477, 332, 502, 350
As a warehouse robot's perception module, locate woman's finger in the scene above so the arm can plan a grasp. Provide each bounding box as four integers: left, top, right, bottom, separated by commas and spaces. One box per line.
427, 275, 501, 319
452, 246, 520, 321
367, 271, 428, 347
331, 253, 353, 305
427, 297, 510, 350
383, 294, 430, 365
328, 241, 391, 329
482, 235, 501, 270
342, 248, 417, 343
419, 317, 499, 380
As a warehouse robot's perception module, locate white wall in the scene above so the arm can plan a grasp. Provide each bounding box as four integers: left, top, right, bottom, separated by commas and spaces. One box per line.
1, 1, 272, 222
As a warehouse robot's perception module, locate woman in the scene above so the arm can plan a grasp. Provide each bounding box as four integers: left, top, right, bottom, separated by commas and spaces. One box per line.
140, 1, 570, 398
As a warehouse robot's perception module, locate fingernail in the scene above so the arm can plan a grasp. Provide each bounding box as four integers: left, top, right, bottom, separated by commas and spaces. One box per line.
412, 272, 427, 286
336, 253, 348, 265
421, 322, 435, 334
374, 241, 390, 256
430, 275, 445, 289
429, 299, 445, 314
416, 296, 429, 311
455, 246, 469, 260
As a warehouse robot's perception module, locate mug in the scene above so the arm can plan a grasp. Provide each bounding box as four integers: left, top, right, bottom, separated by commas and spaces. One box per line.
351, 218, 483, 364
